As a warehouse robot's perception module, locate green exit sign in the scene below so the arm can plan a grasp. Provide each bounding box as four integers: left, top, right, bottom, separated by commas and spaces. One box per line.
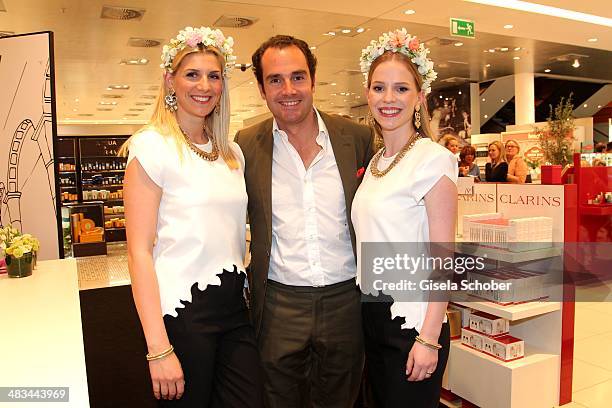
450, 18, 475, 38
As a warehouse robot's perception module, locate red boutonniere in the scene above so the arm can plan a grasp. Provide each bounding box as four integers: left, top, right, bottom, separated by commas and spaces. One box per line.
356, 167, 365, 178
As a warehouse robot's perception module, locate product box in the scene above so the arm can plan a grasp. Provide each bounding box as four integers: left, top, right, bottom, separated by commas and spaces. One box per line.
465, 267, 546, 304
483, 335, 524, 362
461, 327, 485, 351
447, 308, 463, 339
469, 311, 509, 337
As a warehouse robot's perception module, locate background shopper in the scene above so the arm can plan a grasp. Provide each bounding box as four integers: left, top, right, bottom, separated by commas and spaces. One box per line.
120, 26, 263, 407
352, 28, 458, 408
485, 140, 508, 182
505, 139, 528, 183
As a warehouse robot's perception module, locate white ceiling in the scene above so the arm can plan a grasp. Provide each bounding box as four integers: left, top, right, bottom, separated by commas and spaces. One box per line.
0, 0, 610, 136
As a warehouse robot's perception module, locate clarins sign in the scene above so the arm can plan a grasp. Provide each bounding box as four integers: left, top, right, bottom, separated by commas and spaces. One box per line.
498, 193, 562, 207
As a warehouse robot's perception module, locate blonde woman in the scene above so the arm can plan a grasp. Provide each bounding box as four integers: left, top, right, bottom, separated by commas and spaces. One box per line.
353, 29, 458, 407
120, 27, 262, 406
485, 140, 508, 182
505, 139, 528, 183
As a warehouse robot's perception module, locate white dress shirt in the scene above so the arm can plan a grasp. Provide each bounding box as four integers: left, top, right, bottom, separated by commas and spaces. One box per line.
269, 110, 356, 287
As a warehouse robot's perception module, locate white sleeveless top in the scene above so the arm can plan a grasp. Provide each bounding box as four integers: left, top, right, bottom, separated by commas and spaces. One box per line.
127, 129, 247, 317
352, 137, 458, 332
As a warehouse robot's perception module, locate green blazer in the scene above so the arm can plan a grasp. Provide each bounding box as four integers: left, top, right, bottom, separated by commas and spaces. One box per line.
235, 111, 374, 336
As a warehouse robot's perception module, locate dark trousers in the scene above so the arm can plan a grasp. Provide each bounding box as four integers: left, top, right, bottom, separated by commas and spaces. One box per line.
362, 301, 450, 408
160, 269, 264, 408
258, 278, 364, 408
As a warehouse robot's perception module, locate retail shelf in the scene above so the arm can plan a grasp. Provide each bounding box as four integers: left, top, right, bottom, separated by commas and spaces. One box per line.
579, 204, 612, 216
439, 396, 461, 408
452, 299, 560, 321
455, 243, 562, 263
105, 227, 125, 231
451, 342, 557, 371
83, 184, 123, 189
81, 169, 125, 173
81, 156, 126, 159
60, 185, 77, 189
58, 170, 76, 174
83, 198, 123, 203
57, 156, 76, 160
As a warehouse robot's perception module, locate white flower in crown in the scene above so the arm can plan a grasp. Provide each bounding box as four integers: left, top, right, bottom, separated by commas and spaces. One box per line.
160, 26, 235, 77
359, 28, 437, 94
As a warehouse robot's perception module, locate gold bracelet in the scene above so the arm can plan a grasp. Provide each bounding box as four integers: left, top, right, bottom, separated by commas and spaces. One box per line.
146, 345, 174, 361
415, 336, 442, 350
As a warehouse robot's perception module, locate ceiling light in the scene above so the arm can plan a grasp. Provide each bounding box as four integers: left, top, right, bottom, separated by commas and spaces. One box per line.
597, 105, 602, 109
249, 81, 254, 85
356, 27, 365, 33
501, 99, 505, 103
356, 96, 361, 99
489, 49, 495, 53
484, 50, 489, 53
465, 0, 612, 27
75, 98, 79, 103
404, 9, 416, 15
572, 58, 580, 68
310, 46, 317, 50
485, 63, 491, 67
440, 95, 443, 99
99, 101, 117, 105
325, 31, 336, 36
544, 68, 551, 72
583, 104, 588, 108
331, 82, 337, 86
454, 42, 463, 47
514, 47, 521, 51
73, 108, 77, 112
587, 38, 598, 42
341, 29, 351, 34
503, 24, 514, 29
482, 98, 486, 101
513, 56, 520, 60
458, 91, 462, 95
500, 47, 509, 52
484, 114, 488, 119
107, 84, 130, 90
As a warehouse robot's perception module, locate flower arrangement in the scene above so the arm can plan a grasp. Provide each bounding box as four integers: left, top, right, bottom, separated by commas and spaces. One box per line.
0, 226, 39, 259
360, 28, 437, 94
535, 93, 576, 167
161, 26, 236, 76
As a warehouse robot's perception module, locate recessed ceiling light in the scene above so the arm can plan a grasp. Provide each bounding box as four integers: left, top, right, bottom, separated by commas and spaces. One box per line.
489, 49, 495, 53
75, 98, 79, 103
464, 0, 612, 27
544, 68, 551, 72
249, 81, 254, 85
99, 101, 118, 105
597, 105, 602, 109
454, 42, 463, 47
500, 47, 509, 52
504, 24, 514, 29
324, 31, 336, 36
107, 84, 130, 90
583, 104, 588, 108
404, 9, 416, 15
513, 56, 520, 60
485, 63, 491, 67
458, 91, 462, 95
331, 82, 337, 86
482, 98, 486, 101
356, 27, 365, 33
310, 46, 317, 50
484, 114, 488, 118
341, 29, 351, 34
73, 108, 77, 112
484, 50, 489, 53
587, 38, 598, 42
501, 99, 505, 103
514, 47, 521, 51
572, 58, 580, 68
440, 95, 443, 99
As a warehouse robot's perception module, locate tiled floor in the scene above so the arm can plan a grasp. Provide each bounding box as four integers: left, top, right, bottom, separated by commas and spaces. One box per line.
558, 284, 612, 408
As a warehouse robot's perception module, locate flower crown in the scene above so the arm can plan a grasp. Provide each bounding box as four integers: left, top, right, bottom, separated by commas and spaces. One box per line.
360, 28, 437, 94
160, 26, 237, 76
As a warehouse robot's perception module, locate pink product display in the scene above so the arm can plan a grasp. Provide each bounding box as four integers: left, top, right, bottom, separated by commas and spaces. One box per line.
462, 213, 553, 252
466, 267, 547, 305
0, 257, 6, 274
469, 311, 510, 337
461, 327, 525, 362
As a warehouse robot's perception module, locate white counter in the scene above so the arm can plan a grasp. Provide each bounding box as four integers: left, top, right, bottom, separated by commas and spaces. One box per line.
0, 259, 90, 407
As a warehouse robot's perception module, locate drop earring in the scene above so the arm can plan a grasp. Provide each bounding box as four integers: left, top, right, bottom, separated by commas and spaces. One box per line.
165, 90, 178, 112
414, 105, 421, 130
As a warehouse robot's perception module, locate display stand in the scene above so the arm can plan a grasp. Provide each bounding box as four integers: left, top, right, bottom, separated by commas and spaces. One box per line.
62, 201, 107, 257
442, 182, 577, 408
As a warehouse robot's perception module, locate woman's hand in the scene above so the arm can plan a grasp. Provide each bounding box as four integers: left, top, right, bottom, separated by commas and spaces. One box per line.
405, 341, 438, 382
459, 166, 469, 176
149, 353, 185, 400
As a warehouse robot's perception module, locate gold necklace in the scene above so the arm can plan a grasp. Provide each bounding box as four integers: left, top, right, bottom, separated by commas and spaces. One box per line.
180, 128, 219, 162
370, 132, 421, 178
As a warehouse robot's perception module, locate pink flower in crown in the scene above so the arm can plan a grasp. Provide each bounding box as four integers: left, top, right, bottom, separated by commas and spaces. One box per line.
185, 33, 203, 48
408, 38, 420, 51
390, 31, 407, 49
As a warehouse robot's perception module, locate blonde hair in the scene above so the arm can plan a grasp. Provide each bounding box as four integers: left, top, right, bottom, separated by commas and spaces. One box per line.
119, 45, 238, 169
488, 140, 507, 166
366, 51, 434, 142
440, 134, 459, 148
